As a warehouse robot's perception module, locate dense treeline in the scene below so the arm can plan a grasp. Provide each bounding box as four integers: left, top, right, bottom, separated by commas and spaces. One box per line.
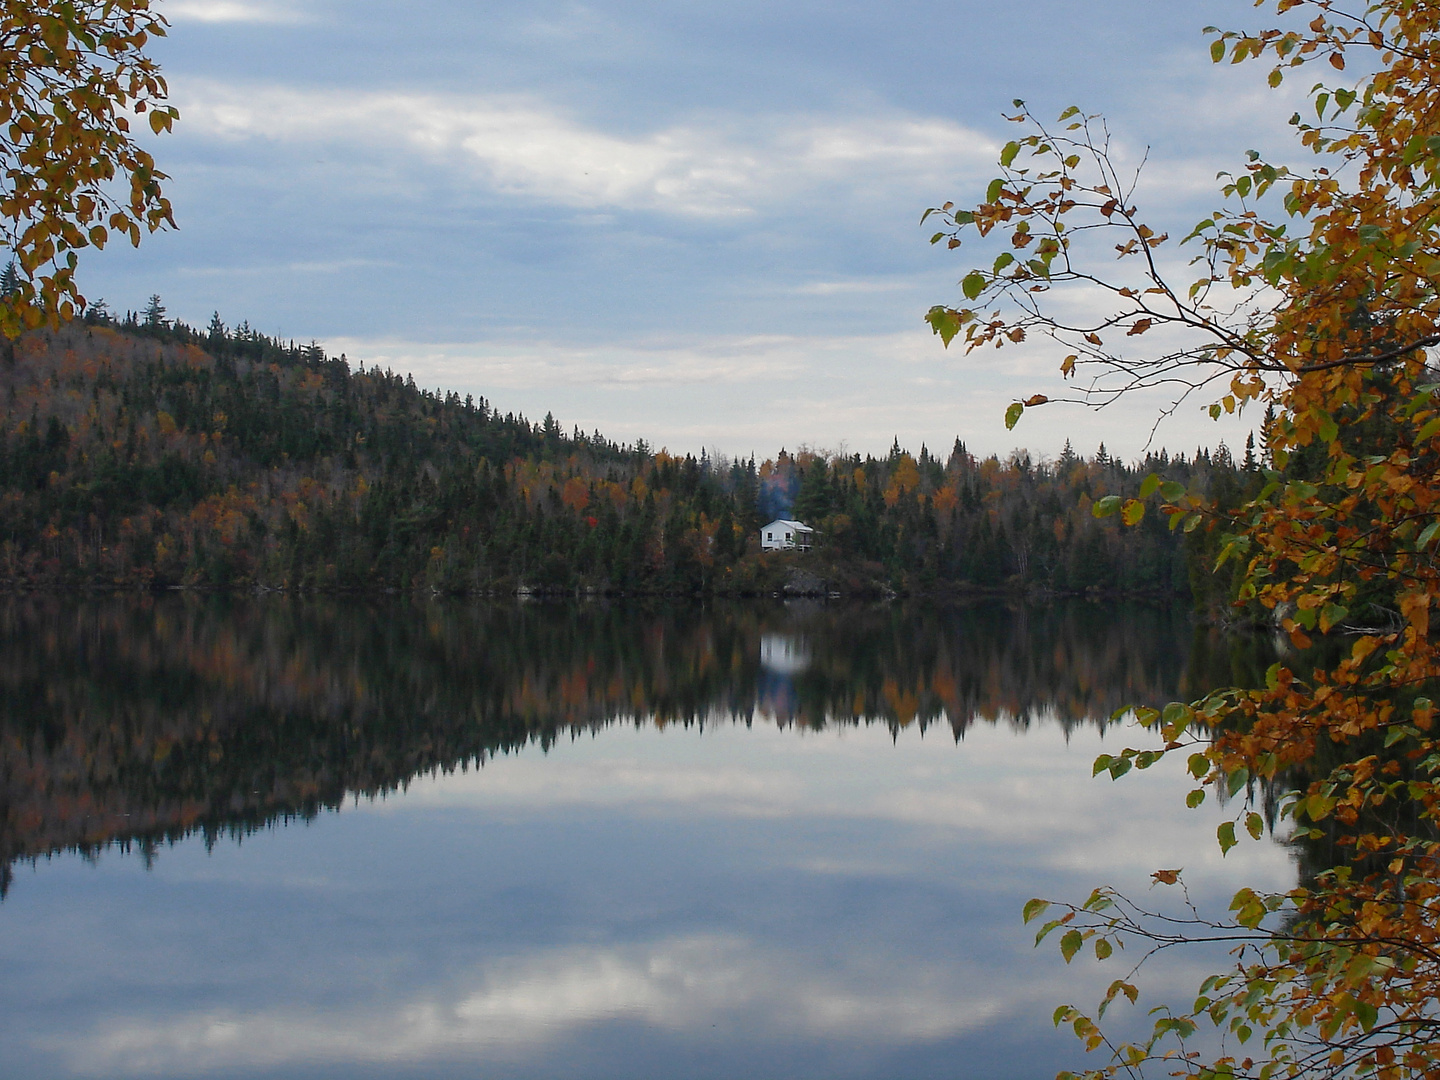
0, 596, 1268, 894
0, 309, 1258, 596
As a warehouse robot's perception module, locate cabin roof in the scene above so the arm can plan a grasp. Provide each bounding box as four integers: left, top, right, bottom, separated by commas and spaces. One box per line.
762, 518, 813, 531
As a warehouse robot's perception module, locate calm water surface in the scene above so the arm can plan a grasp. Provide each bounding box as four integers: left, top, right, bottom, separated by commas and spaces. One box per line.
0, 598, 1294, 1079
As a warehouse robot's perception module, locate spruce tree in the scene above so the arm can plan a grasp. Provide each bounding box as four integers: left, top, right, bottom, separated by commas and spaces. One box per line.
143, 295, 167, 328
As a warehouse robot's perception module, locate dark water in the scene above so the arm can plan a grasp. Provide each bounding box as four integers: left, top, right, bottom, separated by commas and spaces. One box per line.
0, 598, 1291, 1079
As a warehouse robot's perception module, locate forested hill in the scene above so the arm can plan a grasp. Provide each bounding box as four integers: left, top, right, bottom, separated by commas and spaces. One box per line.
0, 312, 1256, 596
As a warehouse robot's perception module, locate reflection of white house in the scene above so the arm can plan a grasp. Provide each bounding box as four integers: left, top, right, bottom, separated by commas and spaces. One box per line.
760, 633, 811, 675
760, 518, 814, 552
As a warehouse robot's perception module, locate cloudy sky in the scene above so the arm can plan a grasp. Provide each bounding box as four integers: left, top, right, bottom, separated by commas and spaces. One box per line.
82, 0, 1295, 460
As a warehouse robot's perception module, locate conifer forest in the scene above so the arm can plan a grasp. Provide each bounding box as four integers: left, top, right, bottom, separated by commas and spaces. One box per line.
0, 308, 1257, 602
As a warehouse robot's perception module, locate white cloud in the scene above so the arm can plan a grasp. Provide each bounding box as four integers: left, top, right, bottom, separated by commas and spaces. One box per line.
320, 329, 1259, 460
178, 258, 386, 278
55, 934, 1005, 1075
172, 81, 997, 216
166, 0, 310, 23
793, 277, 918, 296
363, 722, 1296, 887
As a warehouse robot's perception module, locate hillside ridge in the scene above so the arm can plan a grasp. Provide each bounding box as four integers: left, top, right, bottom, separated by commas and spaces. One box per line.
0, 314, 1252, 597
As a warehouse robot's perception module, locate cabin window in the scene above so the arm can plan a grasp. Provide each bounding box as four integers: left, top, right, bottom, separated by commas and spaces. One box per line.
785, 532, 792, 540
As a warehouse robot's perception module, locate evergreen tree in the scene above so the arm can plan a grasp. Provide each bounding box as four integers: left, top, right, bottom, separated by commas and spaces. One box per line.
792, 458, 833, 524
143, 294, 167, 328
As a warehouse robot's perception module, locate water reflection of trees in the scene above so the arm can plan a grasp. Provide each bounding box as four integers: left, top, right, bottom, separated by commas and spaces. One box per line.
0, 597, 1268, 893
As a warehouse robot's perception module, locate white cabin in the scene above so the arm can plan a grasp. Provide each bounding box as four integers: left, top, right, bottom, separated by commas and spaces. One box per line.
760, 518, 814, 552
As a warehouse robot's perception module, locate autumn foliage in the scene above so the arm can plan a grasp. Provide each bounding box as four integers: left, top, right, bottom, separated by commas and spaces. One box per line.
928, 1, 1440, 1077
0, 314, 1247, 596
0, 0, 176, 336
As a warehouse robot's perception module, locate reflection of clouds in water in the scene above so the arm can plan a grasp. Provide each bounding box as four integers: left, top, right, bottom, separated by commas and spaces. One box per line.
389, 757, 810, 817
6, 707, 1295, 1080
56, 935, 1003, 1075
364, 722, 1296, 889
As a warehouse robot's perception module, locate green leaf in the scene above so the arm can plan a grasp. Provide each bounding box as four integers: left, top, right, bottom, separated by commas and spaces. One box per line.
1211, 38, 1226, 62
1305, 793, 1335, 821
1162, 701, 1191, 730
1093, 495, 1122, 518
1417, 519, 1440, 549
1354, 998, 1379, 1032
1153, 482, 1183, 506
1095, 938, 1113, 960
961, 271, 986, 301
1000, 140, 1020, 168
1035, 917, 1065, 945
1319, 603, 1348, 632
924, 306, 962, 347
1139, 472, 1161, 498
986, 178, 1005, 203
1226, 767, 1250, 797
1022, 898, 1050, 924
1245, 811, 1264, 840
1081, 888, 1114, 912
1416, 415, 1440, 442
1217, 820, 1237, 855
1186, 788, 1206, 808
1121, 499, 1144, 526
1005, 402, 1024, 430
993, 251, 1015, 273
1060, 929, 1084, 963
1235, 897, 1266, 928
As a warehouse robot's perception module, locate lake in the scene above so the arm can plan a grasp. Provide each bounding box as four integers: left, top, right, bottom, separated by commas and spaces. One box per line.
0, 597, 1295, 1079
